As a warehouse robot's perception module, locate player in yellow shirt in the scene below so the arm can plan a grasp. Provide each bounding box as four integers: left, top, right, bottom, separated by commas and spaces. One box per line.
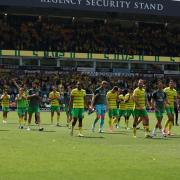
133, 79, 151, 138
106, 86, 119, 132
15, 87, 27, 129
163, 80, 178, 135
69, 82, 87, 137
49, 86, 60, 126
0, 89, 10, 124
116, 89, 126, 128
124, 88, 134, 130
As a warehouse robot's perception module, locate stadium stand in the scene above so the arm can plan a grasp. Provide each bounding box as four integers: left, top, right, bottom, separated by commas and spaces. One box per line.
0, 15, 180, 56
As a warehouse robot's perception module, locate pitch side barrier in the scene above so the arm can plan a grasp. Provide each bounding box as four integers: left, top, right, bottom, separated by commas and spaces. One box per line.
0, 50, 180, 63
0, 0, 180, 17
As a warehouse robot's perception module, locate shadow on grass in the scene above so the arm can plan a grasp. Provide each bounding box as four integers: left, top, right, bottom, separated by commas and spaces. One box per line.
30, 129, 56, 133
75, 136, 105, 139
0, 129, 9, 132
150, 137, 169, 140
42, 124, 68, 127
167, 135, 180, 139
103, 131, 128, 135
6, 122, 18, 125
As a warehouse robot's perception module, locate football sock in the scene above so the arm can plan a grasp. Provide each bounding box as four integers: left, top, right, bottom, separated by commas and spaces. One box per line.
100, 119, 104, 129
51, 116, 53, 124
109, 118, 112, 128
164, 120, 169, 129
168, 121, 173, 132
133, 128, 136, 136
93, 118, 98, 128
57, 115, 60, 123
79, 127, 82, 134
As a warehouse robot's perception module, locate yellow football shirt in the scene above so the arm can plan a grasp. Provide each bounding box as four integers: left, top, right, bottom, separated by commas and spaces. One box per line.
1, 95, 10, 107
133, 87, 145, 109
106, 90, 118, 109
164, 87, 177, 107
49, 91, 60, 106
119, 94, 126, 110
71, 88, 86, 108
125, 93, 134, 110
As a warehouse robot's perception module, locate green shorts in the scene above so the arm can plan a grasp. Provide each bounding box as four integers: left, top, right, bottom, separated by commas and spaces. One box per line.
108, 109, 118, 118
119, 109, 126, 117
134, 109, 148, 117
72, 108, 84, 118
51, 106, 60, 112
2, 107, 9, 112
155, 108, 164, 118
17, 107, 27, 116
165, 106, 174, 115
65, 107, 72, 116
28, 106, 40, 115
126, 109, 134, 117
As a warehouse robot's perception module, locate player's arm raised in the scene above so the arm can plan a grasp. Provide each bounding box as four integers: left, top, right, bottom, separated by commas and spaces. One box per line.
12, 79, 20, 90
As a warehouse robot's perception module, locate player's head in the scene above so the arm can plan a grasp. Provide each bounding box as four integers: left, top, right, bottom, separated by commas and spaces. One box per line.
128, 87, 133, 94
118, 88, 122, 94
157, 80, 163, 90
169, 79, 174, 89
3, 88, 8, 94
59, 85, 64, 92
32, 81, 39, 88
138, 79, 144, 88
22, 84, 27, 90
101, 81, 108, 89
19, 87, 24, 94
52, 86, 56, 91
112, 86, 118, 93
67, 86, 71, 92
77, 81, 82, 90
143, 84, 146, 90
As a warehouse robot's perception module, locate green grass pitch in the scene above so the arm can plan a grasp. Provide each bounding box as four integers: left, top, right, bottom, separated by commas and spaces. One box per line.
0, 111, 180, 180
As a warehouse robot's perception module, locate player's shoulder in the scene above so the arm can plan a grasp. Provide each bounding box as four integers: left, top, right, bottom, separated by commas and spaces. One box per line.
119, 94, 124, 99
56, 91, 60, 95
28, 88, 33, 93
173, 88, 177, 92
125, 93, 129, 97
71, 88, 77, 92
133, 87, 139, 93
163, 87, 169, 92
81, 89, 86, 93
107, 90, 112, 95
95, 87, 101, 92
152, 89, 158, 94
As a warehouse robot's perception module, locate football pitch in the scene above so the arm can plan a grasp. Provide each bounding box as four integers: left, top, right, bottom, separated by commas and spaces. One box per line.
0, 112, 180, 180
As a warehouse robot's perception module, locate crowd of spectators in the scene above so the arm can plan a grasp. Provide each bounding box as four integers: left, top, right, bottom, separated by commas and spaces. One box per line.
0, 71, 179, 107
0, 15, 180, 56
